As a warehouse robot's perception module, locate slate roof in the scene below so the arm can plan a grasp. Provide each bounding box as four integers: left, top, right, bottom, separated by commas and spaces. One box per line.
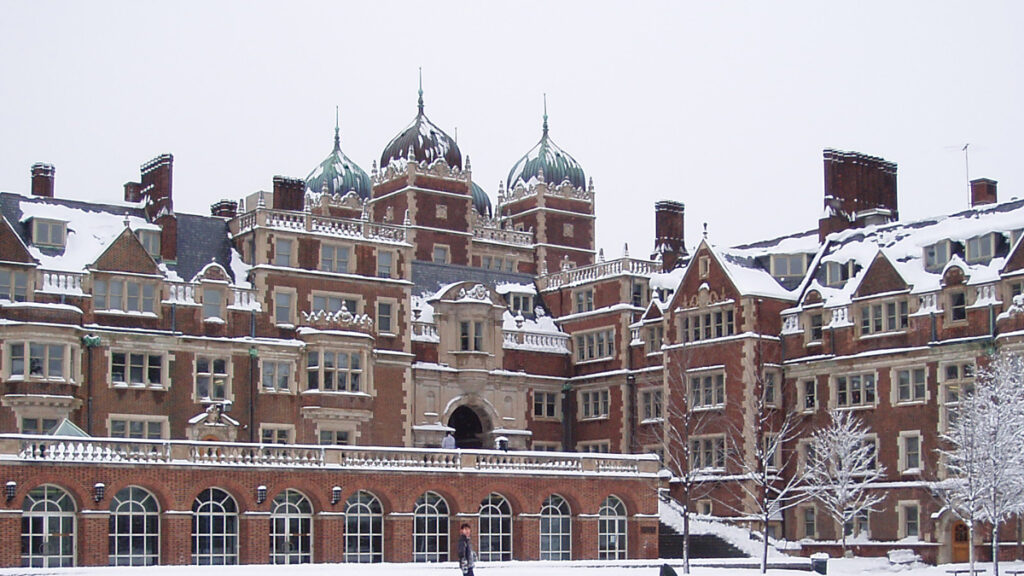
412, 260, 536, 296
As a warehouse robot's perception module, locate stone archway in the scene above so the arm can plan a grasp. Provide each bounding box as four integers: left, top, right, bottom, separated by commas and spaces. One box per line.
448, 405, 489, 449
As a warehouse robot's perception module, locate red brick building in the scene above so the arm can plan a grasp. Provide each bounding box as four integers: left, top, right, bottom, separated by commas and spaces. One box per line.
1, 92, 1020, 566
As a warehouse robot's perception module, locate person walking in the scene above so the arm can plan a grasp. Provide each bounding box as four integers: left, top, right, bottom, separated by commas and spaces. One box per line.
457, 523, 476, 576
442, 431, 456, 449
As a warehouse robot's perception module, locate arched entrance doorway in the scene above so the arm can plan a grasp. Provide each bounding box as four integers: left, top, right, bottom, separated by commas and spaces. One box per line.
951, 521, 970, 563
448, 406, 485, 449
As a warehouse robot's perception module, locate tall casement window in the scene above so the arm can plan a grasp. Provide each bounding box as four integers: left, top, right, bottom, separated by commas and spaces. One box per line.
269, 490, 312, 565
21, 485, 76, 567
581, 389, 610, 419
274, 238, 292, 267
533, 391, 558, 419
574, 289, 594, 313
478, 493, 513, 562
942, 361, 975, 429
320, 244, 350, 273
94, 278, 157, 313
111, 351, 165, 388
261, 360, 293, 393
598, 495, 627, 560
306, 349, 363, 392
575, 329, 615, 362
376, 250, 393, 278
195, 356, 229, 401
202, 287, 223, 319
345, 491, 383, 563
0, 268, 29, 301
834, 373, 876, 408
682, 308, 735, 341
377, 301, 394, 334
108, 486, 159, 566
895, 367, 927, 403
413, 492, 449, 562
192, 488, 238, 565
460, 321, 484, 351
690, 372, 725, 409
690, 435, 727, 471
641, 389, 663, 421
859, 299, 909, 335
539, 494, 572, 561
274, 291, 294, 325
950, 290, 967, 322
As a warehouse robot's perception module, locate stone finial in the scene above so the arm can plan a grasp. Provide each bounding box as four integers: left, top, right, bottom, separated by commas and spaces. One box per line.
703, 222, 708, 240
465, 155, 471, 171
588, 177, 594, 193
623, 243, 629, 258
598, 248, 605, 262
403, 209, 411, 226
257, 191, 266, 208
371, 159, 378, 177
123, 215, 131, 230
540, 260, 548, 275
407, 146, 416, 162
537, 167, 545, 183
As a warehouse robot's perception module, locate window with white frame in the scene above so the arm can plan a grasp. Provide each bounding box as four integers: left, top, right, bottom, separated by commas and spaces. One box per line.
32, 218, 66, 248
306, 349, 363, 392
344, 491, 383, 563
413, 491, 449, 562
966, 234, 994, 263
274, 238, 293, 267
269, 489, 312, 565
320, 244, 350, 273
94, 278, 157, 313
0, 269, 29, 302
432, 245, 449, 264
575, 329, 615, 362
698, 256, 710, 279
21, 485, 76, 568
109, 416, 166, 439
598, 495, 627, 560
377, 301, 394, 334
824, 261, 850, 287
581, 389, 610, 419
942, 361, 975, 429
690, 435, 726, 470
581, 441, 610, 453
808, 312, 823, 342
136, 230, 161, 259
682, 308, 735, 341
110, 351, 165, 388
459, 320, 484, 351
900, 431, 921, 472
800, 379, 817, 412
202, 287, 223, 319
646, 325, 664, 353
534, 391, 558, 419
771, 254, 807, 279
539, 494, 572, 561
690, 372, 725, 409
899, 502, 920, 538
312, 293, 359, 315
859, 299, 908, 335
697, 499, 713, 516
924, 241, 949, 272
895, 367, 927, 403
632, 281, 648, 308
260, 425, 293, 445
800, 506, 817, 539
195, 356, 229, 401
835, 373, 876, 408
532, 442, 561, 451
274, 291, 294, 325
641, 389, 663, 421
509, 293, 533, 315
21, 417, 58, 434
376, 250, 393, 278
574, 289, 594, 313
843, 510, 869, 538
318, 428, 351, 445
192, 488, 238, 565
763, 370, 779, 406
950, 290, 967, 322
109, 486, 160, 566
7, 342, 75, 382
261, 360, 292, 393
478, 493, 512, 562
764, 433, 780, 469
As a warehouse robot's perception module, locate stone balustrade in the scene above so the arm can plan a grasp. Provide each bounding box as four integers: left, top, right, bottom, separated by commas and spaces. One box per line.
538, 257, 659, 291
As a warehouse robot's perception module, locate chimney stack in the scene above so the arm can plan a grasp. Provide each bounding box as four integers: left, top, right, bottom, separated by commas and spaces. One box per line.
123, 182, 142, 203
130, 154, 177, 261
652, 200, 687, 271
272, 176, 306, 211
970, 178, 997, 207
211, 199, 238, 219
30, 163, 55, 198
818, 149, 898, 240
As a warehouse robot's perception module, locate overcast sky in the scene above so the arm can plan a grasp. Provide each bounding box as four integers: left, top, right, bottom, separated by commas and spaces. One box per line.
2, 1, 1021, 258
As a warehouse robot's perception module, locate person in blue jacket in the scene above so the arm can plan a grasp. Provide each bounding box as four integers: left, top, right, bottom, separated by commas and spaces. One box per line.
457, 523, 476, 575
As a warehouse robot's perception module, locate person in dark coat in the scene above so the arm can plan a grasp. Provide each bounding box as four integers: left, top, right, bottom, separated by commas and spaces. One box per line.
457, 523, 476, 575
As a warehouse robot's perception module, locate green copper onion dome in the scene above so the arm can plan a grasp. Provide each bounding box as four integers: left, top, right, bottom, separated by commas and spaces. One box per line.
380, 77, 462, 170
506, 102, 586, 190
471, 181, 493, 219
306, 116, 372, 200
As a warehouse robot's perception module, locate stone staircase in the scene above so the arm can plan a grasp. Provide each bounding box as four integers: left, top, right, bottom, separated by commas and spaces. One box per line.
659, 521, 748, 559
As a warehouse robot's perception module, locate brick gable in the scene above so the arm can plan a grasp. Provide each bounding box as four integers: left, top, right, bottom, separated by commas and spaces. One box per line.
92, 228, 160, 275
0, 216, 35, 264
853, 252, 907, 297
1003, 237, 1024, 275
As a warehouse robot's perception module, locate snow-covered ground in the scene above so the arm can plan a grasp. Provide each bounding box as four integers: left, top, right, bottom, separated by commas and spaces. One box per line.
3, 559, 1024, 576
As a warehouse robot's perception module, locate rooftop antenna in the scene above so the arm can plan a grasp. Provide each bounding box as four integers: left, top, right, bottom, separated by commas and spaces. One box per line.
334, 105, 340, 152
418, 67, 424, 115
543, 93, 549, 136
962, 143, 970, 186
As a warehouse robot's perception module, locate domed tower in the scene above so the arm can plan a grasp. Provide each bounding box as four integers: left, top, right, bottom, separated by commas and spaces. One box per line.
498, 99, 595, 274
369, 73, 482, 267
305, 112, 372, 203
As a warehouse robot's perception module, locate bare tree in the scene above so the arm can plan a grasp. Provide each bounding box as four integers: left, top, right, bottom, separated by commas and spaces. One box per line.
939, 349, 1024, 576
804, 409, 886, 555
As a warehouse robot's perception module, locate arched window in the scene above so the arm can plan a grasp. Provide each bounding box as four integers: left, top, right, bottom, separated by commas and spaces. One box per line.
598, 495, 627, 560
539, 494, 571, 561
109, 486, 159, 566
192, 488, 237, 565
345, 491, 383, 563
21, 485, 76, 567
413, 491, 449, 562
270, 489, 312, 564
478, 493, 512, 561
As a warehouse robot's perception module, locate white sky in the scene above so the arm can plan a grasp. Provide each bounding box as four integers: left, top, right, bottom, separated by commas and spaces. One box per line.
1, 1, 1021, 258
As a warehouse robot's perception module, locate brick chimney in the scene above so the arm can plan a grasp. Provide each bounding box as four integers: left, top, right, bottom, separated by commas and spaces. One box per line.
211, 199, 238, 219
818, 149, 898, 240
30, 163, 55, 198
272, 176, 306, 211
136, 154, 177, 261
123, 181, 142, 203
652, 200, 687, 271
970, 178, 997, 207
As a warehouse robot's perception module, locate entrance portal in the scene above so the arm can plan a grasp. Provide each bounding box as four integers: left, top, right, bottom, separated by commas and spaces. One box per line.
449, 406, 485, 449
952, 521, 970, 563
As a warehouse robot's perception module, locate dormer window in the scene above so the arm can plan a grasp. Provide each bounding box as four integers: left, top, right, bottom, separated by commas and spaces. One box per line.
509, 294, 533, 315
966, 234, 994, 264
771, 254, 806, 279
824, 261, 851, 287
136, 230, 161, 259
924, 241, 949, 272
32, 219, 65, 248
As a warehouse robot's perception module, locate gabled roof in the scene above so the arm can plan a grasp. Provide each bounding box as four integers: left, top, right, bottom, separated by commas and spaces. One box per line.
92, 228, 161, 275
